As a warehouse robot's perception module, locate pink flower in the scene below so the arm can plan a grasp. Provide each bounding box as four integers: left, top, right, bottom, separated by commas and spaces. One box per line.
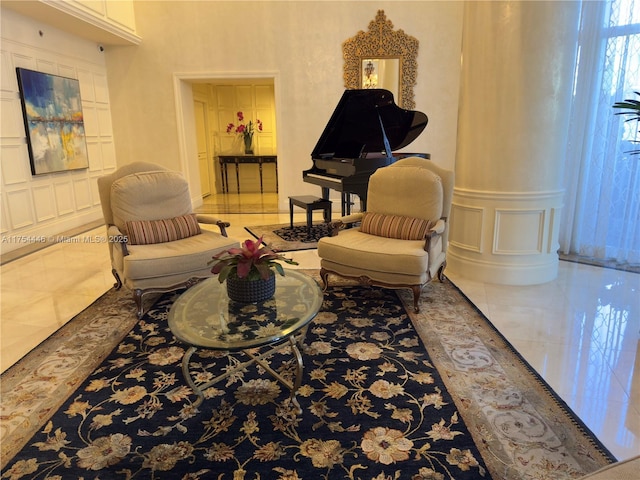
226, 111, 262, 140
209, 236, 298, 282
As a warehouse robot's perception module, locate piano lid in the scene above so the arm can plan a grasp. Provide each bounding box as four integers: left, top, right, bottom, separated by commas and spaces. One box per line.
311, 89, 428, 160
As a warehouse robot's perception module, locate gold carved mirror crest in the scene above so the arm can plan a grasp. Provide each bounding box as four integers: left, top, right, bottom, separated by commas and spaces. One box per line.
342, 10, 419, 109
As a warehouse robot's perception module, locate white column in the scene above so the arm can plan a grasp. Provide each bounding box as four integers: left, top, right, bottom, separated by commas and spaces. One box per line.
447, 1, 580, 285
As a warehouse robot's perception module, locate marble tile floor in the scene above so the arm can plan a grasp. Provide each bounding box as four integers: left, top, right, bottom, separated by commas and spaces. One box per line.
0, 192, 638, 461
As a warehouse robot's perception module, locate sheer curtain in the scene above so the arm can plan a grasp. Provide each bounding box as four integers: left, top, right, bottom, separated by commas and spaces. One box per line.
560, 0, 640, 265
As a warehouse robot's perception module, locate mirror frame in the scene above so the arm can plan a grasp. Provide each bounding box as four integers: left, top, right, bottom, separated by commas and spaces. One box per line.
342, 10, 419, 109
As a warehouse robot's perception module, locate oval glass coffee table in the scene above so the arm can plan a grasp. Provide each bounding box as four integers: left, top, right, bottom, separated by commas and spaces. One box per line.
168, 270, 323, 412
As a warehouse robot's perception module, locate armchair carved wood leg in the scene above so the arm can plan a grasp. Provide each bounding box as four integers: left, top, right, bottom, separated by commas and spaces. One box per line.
112, 269, 123, 290
437, 261, 447, 282
319, 268, 330, 291
410, 286, 421, 313
134, 289, 144, 319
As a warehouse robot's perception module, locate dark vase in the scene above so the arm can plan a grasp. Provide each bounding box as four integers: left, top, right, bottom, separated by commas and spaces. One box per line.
226, 272, 275, 303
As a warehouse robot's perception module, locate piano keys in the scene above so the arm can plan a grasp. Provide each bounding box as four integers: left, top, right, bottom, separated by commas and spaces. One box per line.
303, 89, 428, 214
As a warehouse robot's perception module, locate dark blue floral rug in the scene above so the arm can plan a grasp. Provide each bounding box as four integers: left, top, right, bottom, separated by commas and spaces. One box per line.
2, 286, 490, 480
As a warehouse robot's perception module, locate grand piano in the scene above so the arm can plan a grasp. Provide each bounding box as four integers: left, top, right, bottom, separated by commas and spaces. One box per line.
303, 89, 428, 214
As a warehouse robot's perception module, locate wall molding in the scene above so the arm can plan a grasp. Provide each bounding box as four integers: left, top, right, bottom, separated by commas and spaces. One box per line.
453, 187, 565, 201
448, 187, 564, 285
1, 12, 115, 254
493, 208, 545, 255
449, 203, 484, 253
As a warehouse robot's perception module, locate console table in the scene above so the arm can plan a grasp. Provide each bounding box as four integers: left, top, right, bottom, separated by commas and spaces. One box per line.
218, 155, 278, 194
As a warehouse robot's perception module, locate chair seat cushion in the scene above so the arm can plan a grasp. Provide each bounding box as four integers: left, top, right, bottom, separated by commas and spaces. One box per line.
317, 228, 428, 275
126, 214, 201, 245
361, 212, 433, 240
122, 230, 237, 280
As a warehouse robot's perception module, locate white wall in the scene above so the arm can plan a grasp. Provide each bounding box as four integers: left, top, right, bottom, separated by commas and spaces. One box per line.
104, 1, 464, 210
0, 2, 464, 253
1, 8, 116, 254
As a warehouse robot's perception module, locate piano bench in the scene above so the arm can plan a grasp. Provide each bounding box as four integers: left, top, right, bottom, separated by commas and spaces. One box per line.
289, 195, 332, 235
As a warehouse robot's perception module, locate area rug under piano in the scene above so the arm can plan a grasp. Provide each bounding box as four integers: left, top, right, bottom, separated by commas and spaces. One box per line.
245, 222, 333, 251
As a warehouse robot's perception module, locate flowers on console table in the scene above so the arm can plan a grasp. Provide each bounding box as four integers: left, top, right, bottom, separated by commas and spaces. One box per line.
226, 111, 262, 146
209, 236, 298, 282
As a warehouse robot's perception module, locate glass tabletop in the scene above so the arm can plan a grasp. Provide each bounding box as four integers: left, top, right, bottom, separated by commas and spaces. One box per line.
168, 270, 323, 350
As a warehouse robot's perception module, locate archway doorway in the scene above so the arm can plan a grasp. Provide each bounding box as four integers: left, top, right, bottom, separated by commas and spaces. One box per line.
173, 74, 280, 214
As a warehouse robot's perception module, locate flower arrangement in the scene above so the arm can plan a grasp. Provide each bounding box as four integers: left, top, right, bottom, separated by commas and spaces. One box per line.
226, 111, 262, 143
209, 236, 298, 283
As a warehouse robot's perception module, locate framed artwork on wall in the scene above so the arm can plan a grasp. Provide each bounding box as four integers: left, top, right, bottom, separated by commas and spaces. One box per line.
16, 68, 89, 175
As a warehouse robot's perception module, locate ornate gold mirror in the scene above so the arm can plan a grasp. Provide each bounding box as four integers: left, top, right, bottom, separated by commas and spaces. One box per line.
343, 10, 419, 109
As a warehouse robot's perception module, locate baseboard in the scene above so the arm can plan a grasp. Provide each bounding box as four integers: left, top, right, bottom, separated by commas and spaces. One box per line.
0, 220, 104, 265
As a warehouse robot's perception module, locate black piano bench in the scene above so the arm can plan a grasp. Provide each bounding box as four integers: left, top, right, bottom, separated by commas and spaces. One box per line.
288, 195, 332, 235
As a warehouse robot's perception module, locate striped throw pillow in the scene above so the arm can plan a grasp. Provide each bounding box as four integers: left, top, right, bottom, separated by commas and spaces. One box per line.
360, 212, 432, 240
125, 214, 201, 245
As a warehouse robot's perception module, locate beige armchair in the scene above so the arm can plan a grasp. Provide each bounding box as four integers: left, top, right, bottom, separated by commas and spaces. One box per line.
98, 162, 238, 318
317, 157, 454, 312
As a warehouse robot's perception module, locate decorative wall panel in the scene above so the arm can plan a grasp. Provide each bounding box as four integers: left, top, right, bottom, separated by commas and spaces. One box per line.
101, 141, 116, 169
94, 74, 109, 103
86, 141, 102, 171
548, 207, 561, 254
97, 107, 113, 135
83, 106, 98, 136
1, 11, 116, 255
448, 188, 564, 285
0, 51, 14, 92
494, 209, 545, 255
73, 178, 92, 210
33, 185, 56, 222
1, 200, 8, 234
12, 54, 36, 72
0, 145, 29, 185
6, 189, 34, 229
1, 97, 23, 137
78, 0, 105, 15
34, 60, 55, 74
449, 203, 484, 253
77, 69, 95, 101
58, 64, 76, 79
54, 182, 75, 216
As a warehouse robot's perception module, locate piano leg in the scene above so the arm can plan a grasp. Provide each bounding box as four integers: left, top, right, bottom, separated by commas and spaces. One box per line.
316, 188, 359, 216
342, 193, 361, 216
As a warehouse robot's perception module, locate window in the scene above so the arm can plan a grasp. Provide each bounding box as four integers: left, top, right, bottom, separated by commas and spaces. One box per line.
561, 0, 640, 265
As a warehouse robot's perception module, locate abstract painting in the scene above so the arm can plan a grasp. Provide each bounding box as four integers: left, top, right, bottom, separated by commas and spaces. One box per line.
16, 68, 89, 175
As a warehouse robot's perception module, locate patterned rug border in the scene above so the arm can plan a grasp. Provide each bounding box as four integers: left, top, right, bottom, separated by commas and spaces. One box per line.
440, 282, 618, 461
396, 282, 616, 479
0, 288, 138, 467
0, 272, 617, 478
